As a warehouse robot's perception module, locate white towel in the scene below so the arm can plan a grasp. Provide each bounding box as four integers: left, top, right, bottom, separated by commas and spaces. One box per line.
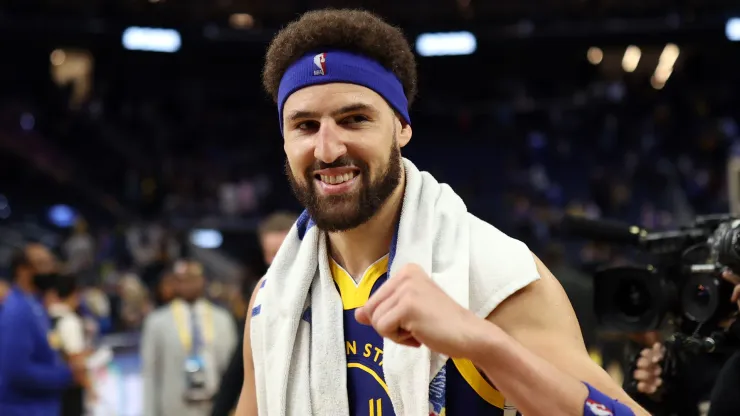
251, 158, 540, 415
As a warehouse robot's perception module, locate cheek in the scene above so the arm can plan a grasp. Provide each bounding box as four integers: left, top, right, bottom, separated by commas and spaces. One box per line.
361, 147, 390, 175
285, 141, 314, 176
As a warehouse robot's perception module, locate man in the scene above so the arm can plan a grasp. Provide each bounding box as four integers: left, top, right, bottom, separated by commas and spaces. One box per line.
236, 9, 648, 416
0, 277, 10, 305
211, 212, 297, 416
142, 260, 237, 416
257, 211, 298, 266
0, 245, 85, 416
634, 270, 740, 415
47, 273, 90, 416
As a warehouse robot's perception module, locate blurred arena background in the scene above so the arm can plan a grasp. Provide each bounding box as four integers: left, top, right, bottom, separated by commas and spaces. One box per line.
1, 0, 740, 415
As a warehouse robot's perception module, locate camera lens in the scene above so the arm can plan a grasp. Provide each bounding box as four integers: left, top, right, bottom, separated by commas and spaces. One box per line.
614, 279, 652, 319
691, 284, 711, 307
682, 274, 726, 324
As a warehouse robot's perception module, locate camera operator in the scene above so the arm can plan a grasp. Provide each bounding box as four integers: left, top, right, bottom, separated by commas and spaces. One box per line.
628, 269, 740, 416
629, 340, 726, 415
705, 270, 740, 416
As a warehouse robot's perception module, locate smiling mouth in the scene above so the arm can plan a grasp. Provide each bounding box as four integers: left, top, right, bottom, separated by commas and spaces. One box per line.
314, 171, 360, 185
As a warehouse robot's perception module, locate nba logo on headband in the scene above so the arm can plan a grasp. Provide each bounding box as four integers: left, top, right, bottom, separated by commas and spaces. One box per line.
313, 52, 327, 76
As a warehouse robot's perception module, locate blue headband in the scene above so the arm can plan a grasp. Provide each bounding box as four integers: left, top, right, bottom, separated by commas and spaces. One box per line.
277, 50, 410, 132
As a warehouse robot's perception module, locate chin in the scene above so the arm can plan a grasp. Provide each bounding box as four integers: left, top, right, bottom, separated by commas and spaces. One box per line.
312, 212, 365, 232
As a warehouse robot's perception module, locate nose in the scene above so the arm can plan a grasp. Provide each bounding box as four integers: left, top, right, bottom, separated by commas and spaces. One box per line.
313, 122, 347, 164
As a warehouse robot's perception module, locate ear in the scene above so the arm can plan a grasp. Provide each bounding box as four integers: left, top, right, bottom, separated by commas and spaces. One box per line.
397, 118, 412, 148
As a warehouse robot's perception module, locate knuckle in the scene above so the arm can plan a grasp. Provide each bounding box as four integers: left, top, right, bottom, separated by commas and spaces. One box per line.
396, 267, 411, 282
399, 299, 417, 320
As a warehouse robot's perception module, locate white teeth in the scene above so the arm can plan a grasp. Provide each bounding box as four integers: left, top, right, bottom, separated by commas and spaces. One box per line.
320, 172, 356, 185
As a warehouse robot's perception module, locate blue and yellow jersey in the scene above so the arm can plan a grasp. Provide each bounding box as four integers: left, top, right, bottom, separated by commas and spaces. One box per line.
331, 256, 520, 416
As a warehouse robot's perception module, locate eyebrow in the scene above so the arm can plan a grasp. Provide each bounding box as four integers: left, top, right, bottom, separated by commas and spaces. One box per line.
286, 103, 378, 123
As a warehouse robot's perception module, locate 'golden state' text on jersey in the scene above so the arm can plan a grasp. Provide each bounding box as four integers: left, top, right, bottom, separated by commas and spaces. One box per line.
331, 256, 521, 416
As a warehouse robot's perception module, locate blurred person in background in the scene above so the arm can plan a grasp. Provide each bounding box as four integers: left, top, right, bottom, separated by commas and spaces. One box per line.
257, 211, 298, 266
46, 273, 91, 416
0, 245, 86, 416
154, 269, 177, 307
0, 277, 10, 305
128, 222, 181, 292
62, 218, 96, 285
142, 260, 237, 416
211, 212, 296, 416
117, 273, 152, 329
80, 287, 112, 337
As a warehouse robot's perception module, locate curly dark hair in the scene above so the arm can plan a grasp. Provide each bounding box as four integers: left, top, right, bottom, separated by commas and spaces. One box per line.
262, 9, 418, 107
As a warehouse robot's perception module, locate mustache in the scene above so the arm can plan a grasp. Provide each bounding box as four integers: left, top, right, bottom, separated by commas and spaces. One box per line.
305, 156, 367, 174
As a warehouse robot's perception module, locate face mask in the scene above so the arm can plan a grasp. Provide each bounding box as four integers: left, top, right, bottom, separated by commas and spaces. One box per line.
33, 273, 59, 292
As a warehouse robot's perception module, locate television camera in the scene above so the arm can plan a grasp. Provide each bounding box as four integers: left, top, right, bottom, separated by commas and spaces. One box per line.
563, 214, 740, 353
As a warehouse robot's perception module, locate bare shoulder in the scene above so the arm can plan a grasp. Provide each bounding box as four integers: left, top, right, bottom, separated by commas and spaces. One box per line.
486, 253, 585, 348
485, 256, 649, 413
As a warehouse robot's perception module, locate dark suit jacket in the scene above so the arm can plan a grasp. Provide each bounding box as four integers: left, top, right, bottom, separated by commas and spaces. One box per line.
211, 318, 246, 416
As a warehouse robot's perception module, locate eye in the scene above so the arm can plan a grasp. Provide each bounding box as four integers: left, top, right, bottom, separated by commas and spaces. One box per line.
342, 115, 369, 125
296, 121, 319, 131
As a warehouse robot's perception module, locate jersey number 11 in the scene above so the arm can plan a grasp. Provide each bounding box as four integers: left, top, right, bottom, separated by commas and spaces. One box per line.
368, 398, 383, 416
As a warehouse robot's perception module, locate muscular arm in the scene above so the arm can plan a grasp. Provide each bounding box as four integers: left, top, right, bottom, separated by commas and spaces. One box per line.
468, 254, 649, 416
233, 278, 264, 416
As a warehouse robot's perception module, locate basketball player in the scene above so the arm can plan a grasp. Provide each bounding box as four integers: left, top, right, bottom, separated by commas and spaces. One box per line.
236, 9, 648, 416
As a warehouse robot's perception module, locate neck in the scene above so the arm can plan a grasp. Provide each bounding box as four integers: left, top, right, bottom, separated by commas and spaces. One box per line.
181, 296, 201, 304
15, 278, 34, 294
328, 174, 405, 279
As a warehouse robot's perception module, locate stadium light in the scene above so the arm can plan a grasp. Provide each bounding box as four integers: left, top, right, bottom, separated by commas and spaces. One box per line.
726, 18, 740, 41
651, 43, 680, 90
622, 45, 641, 72
415, 31, 477, 57
587, 47, 603, 65
190, 229, 223, 249
122, 27, 181, 53
48, 204, 76, 227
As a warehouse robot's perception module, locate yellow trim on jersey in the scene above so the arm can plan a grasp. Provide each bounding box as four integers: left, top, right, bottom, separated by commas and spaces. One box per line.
331, 255, 389, 310
348, 362, 390, 395
451, 358, 506, 409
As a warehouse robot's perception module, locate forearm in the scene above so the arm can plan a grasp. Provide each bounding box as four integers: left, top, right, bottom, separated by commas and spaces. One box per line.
467, 320, 587, 415
471, 324, 649, 416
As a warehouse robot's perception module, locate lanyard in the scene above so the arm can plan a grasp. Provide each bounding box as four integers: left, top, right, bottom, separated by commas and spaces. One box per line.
171, 299, 214, 354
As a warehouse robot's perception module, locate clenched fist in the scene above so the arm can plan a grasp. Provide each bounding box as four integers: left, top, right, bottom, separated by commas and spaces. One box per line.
633, 342, 664, 395
355, 263, 484, 358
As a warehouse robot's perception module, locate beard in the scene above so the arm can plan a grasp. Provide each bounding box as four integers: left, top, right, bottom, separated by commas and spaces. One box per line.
286, 139, 402, 232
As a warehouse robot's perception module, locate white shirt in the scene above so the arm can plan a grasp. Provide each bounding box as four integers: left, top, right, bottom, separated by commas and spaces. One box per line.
48, 303, 86, 355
